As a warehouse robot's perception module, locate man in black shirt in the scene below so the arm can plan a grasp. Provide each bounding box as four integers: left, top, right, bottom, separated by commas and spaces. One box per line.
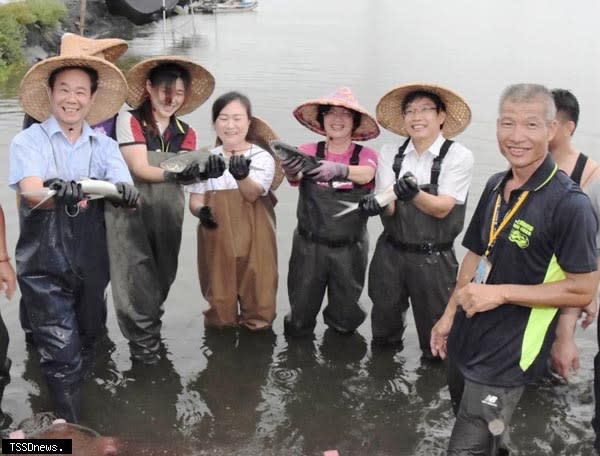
430, 83, 599, 454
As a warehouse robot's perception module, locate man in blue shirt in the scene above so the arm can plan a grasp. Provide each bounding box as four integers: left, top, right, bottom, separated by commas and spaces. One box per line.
430, 83, 598, 454
8, 54, 139, 423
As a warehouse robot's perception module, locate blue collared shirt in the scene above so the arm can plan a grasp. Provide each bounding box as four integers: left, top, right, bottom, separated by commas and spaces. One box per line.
8, 115, 132, 190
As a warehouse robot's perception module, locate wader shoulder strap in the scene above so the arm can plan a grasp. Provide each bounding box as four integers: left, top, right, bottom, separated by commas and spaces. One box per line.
429, 139, 454, 194
316, 141, 326, 159
393, 137, 411, 179
350, 144, 363, 165
317, 141, 363, 164
350, 144, 365, 188
570, 153, 588, 185
129, 110, 190, 153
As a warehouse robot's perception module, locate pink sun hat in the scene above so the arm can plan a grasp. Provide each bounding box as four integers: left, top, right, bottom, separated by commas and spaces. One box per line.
293, 87, 380, 141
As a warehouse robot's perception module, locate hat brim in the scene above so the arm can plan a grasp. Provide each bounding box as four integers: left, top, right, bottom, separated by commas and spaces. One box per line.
247, 116, 284, 191
126, 56, 215, 115
376, 83, 472, 138
293, 98, 380, 141
99, 42, 128, 63
19, 55, 128, 126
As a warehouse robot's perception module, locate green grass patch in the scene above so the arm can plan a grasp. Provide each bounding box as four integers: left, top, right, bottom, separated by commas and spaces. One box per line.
0, 0, 66, 72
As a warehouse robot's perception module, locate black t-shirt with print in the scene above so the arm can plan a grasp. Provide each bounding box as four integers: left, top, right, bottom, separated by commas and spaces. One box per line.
449, 154, 598, 387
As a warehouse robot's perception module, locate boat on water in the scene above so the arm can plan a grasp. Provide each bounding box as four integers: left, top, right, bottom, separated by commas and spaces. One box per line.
105, 0, 180, 25
188, 0, 258, 14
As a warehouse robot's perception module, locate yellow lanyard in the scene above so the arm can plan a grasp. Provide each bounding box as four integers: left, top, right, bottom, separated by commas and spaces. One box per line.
485, 190, 530, 257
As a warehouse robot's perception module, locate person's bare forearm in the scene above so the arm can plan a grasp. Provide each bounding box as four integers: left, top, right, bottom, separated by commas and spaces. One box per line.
499, 272, 598, 309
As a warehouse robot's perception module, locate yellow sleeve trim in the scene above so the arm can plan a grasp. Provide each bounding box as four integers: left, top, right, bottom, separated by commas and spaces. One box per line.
519, 254, 564, 371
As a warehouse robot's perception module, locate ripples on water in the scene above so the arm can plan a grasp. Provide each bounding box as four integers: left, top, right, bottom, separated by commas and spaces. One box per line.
0, 0, 599, 454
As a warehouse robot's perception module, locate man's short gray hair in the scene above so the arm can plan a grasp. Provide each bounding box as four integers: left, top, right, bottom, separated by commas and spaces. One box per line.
499, 83, 556, 123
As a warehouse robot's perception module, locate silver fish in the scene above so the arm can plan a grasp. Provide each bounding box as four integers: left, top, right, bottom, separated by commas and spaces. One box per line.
269, 140, 320, 173
160, 147, 264, 173
21, 179, 123, 210
159, 147, 212, 173
334, 174, 418, 218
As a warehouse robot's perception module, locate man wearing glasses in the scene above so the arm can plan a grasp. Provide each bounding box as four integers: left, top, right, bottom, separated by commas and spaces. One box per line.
359, 83, 474, 361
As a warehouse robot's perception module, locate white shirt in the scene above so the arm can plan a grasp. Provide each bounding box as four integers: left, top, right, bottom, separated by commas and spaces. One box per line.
376, 134, 474, 204
185, 144, 275, 195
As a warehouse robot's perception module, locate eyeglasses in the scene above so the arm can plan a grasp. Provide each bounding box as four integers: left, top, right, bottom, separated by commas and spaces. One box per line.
324, 107, 354, 118
402, 106, 438, 117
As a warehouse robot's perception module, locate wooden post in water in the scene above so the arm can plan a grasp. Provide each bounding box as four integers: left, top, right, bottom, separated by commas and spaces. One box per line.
162, 0, 167, 50
79, 0, 87, 35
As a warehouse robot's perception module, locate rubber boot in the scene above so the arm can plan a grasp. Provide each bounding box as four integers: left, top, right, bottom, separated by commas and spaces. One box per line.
283, 313, 317, 338
46, 380, 81, 423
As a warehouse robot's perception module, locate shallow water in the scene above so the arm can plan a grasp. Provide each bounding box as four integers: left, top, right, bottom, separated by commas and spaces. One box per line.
1, 1, 600, 454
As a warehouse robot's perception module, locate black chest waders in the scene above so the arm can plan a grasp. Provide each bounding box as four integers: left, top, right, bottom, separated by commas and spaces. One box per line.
105, 110, 188, 364
284, 142, 372, 337
16, 130, 109, 422
369, 138, 465, 358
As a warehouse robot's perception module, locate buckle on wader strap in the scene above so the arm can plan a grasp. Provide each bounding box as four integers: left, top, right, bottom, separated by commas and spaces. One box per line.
383, 234, 453, 254
297, 226, 360, 248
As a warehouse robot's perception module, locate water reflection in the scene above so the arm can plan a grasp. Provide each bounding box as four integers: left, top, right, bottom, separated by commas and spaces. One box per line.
79, 339, 184, 447
186, 328, 276, 453
265, 330, 364, 455
511, 379, 596, 455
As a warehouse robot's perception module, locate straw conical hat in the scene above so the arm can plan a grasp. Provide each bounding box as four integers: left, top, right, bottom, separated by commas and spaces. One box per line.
126, 56, 215, 115
246, 116, 284, 191
376, 83, 471, 138
293, 87, 380, 141
19, 55, 128, 126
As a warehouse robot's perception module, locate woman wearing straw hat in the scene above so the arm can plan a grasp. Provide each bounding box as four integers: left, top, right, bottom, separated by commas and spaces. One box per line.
187, 91, 283, 330
281, 87, 380, 337
106, 56, 219, 364
359, 83, 473, 360
8, 54, 138, 422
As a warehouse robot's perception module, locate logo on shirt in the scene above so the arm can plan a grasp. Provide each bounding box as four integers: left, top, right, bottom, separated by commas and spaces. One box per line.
508, 219, 534, 249
481, 394, 499, 408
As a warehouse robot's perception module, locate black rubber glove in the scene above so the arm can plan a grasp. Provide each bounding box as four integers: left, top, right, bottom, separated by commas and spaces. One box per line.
358, 195, 385, 216
164, 162, 202, 185
393, 172, 419, 202
115, 182, 140, 208
44, 178, 85, 206
203, 154, 227, 179
195, 205, 218, 229
229, 155, 251, 180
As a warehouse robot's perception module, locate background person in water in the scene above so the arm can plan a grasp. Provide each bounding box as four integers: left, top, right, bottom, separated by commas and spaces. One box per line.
545, 88, 600, 454
0, 203, 16, 430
